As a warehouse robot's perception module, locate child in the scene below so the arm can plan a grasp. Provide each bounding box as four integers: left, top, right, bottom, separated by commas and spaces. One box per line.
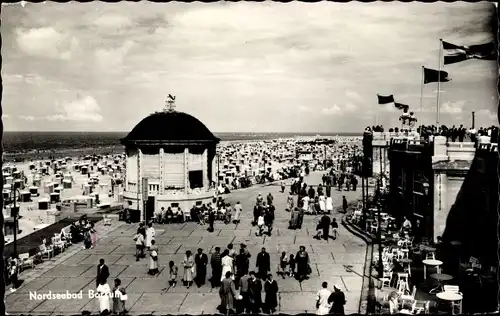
256, 212, 265, 236
169, 261, 178, 288
134, 232, 145, 261
288, 254, 296, 278
278, 252, 288, 279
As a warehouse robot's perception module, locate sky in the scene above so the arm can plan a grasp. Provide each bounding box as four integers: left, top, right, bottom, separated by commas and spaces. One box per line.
1, 1, 498, 133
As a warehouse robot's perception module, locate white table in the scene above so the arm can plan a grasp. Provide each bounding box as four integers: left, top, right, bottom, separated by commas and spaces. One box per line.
437, 292, 463, 314
422, 259, 442, 280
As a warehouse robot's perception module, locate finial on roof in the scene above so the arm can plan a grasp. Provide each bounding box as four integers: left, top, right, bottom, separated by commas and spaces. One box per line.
164, 94, 176, 112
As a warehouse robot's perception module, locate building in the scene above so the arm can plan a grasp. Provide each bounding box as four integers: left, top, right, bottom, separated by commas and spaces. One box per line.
373, 132, 481, 242
120, 100, 220, 221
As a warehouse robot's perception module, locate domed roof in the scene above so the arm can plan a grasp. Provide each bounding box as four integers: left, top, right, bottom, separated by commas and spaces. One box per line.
121, 111, 220, 146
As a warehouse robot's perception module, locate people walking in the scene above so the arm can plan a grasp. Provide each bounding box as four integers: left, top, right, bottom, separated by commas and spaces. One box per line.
182, 250, 195, 288
168, 261, 178, 288
331, 218, 339, 240
277, 252, 289, 279
145, 222, 155, 250
264, 274, 278, 314
134, 231, 145, 261
219, 272, 237, 315
211, 247, 222, 288
342, 196, 348, 213
148, 240, 159, 275
328, 285, 346, 315
195, 248, 208, 287
221, 250, 235, 281
96, 279, 111, 315
248, 271, 263, 314
96, 259, 110, 287
315, 282, 332, 315
112, 278, 127, 315
238, 272, 251, 313
233, 201, 242, 224
295, 246, 311, 282
256, 248, 271, 280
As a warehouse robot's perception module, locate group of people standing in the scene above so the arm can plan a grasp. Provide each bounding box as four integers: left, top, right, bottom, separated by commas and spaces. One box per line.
253, 193, 276, 236
95, 259, 128, 315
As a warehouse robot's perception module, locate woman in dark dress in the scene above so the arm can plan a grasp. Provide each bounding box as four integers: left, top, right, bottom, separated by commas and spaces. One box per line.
295, 246, 310, 282
328, 285, 346, 315
264, 274, 278, 314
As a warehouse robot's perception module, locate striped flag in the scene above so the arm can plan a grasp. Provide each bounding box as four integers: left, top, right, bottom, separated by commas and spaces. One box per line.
443, 40, 497, 65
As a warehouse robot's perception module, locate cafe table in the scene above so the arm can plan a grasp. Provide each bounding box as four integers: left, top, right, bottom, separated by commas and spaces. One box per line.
429, 273, 453, 294
436, 291, 463, 314
422, 259, 442, 280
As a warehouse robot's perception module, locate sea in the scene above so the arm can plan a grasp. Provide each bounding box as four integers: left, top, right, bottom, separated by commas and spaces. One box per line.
1, 131, 362, 161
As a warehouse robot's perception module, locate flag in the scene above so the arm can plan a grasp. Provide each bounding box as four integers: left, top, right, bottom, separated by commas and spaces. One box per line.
395, 102, 409, 110
377, 94, 395, 104
423, 67, 450, 84
442, 40, 497, 65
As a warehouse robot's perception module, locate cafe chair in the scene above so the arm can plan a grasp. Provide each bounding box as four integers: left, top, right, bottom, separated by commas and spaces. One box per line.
103, 215, 112, 226
425, 252, 436, 260
19, 253, 35, 272
443, 285, 463, 315
400, 285, 417, 305
412, 300, 430, 314
381, 271, 392, 288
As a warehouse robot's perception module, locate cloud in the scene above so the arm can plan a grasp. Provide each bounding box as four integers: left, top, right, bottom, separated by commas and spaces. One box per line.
476, 108, 497, 122
15, 27, 79, 60
345, 90, 362, 101
322, 105, 341, 115
46, 96, 103, 122
95, 40, 135, 68
3, 114, 10, 119
298, 106, 311, 112
19, 115, 36, 121
440, 100, 466, 114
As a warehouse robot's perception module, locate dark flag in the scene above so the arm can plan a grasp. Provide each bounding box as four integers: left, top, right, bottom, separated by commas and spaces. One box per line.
423, 67, 450, 84
443, 41, 497, 65
395, 102, 409, 110
377, 94, 395, 104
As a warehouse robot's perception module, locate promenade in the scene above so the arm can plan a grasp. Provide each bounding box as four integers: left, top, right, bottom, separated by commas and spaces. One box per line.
6, 172, 367, 315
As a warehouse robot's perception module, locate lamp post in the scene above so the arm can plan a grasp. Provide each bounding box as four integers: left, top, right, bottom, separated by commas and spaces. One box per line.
11, 187, 21, 259
377, 175, 383, 277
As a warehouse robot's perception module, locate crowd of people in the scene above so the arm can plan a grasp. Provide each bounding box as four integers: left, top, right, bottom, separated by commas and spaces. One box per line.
367, 124, 499, 144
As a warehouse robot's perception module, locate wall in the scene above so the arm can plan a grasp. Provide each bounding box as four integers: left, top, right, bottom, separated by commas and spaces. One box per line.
431, 136, 476, 241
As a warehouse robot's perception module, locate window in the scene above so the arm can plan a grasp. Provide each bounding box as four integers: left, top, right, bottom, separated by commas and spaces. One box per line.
189, 170, 203, 189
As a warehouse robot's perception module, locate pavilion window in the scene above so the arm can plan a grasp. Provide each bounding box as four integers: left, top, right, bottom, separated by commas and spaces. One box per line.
189, 170, 203, 189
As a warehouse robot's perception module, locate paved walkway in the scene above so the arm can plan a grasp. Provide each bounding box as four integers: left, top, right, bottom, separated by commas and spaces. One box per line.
6, 172, 366, 315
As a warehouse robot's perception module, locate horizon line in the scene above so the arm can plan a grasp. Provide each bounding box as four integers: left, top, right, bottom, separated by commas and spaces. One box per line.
3, 130, 363, 134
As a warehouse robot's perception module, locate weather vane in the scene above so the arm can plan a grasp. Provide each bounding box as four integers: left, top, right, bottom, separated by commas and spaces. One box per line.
164, 94, 176, 112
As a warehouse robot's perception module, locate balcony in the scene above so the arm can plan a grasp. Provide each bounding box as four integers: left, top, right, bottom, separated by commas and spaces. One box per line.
372, 132, 422, 147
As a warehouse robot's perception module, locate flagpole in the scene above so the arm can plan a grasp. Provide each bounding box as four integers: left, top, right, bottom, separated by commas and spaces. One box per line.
436, 39, 443, 127
420, 66, 424, 126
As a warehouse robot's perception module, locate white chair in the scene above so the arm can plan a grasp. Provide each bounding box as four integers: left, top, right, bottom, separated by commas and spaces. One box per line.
183, 209, 191, 221
19, 253, 34, 272
395, 272, 409, 288
370, 221, 379, 234
443, 285, 463, 314
40, 244, 53, 259
103, 215, 111, 226
400, 285, 416, 305
412, 300, 430, 314
381, 271, 392, 288
397, 279, 410, 295
425, 252, 435, 260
